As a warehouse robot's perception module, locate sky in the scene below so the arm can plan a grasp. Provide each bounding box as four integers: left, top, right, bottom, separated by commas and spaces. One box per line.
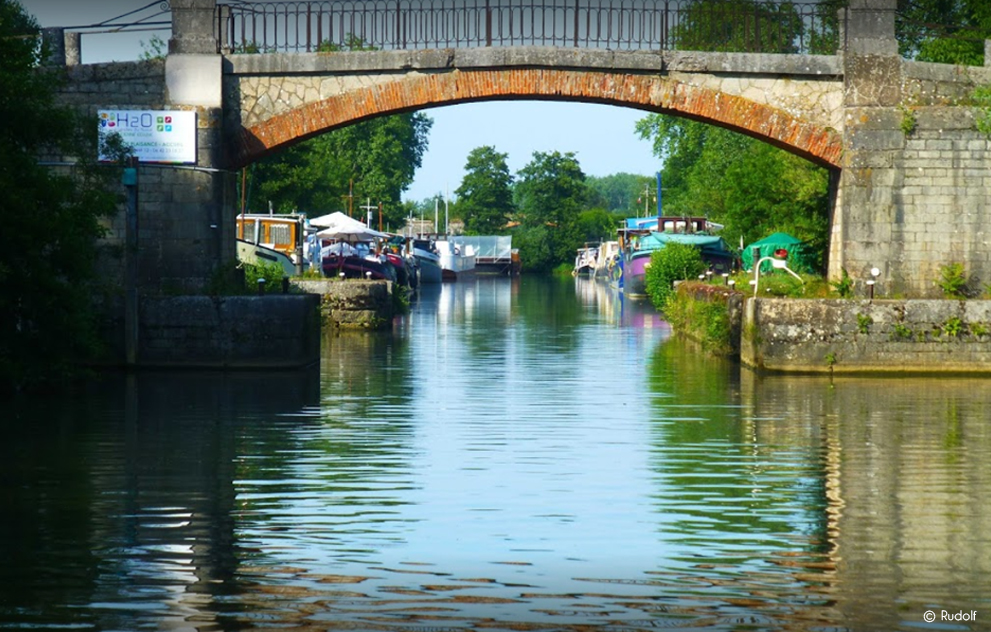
22, 0, 663, 203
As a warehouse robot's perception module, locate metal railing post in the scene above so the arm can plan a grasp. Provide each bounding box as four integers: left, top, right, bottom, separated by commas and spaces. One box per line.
574, 0, 580, 47
485, 0, 492, 46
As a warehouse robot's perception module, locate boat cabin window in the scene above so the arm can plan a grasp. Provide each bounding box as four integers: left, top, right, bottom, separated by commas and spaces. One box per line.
268, 223, 292, 247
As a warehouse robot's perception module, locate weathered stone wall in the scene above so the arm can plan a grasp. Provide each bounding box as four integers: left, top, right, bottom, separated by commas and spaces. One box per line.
832, 0, 991, 297
132, 295, 321, 368
742, 298, 991, 373
293, 279, 396, 329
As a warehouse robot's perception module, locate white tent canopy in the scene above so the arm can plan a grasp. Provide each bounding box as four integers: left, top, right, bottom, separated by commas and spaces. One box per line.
311, 211, 387, 241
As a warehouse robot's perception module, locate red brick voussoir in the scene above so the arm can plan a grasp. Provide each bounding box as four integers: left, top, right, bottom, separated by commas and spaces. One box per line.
231, 68, 842, 169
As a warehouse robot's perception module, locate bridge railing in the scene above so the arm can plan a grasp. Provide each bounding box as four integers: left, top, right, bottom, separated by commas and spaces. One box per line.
216, 1, 841, 55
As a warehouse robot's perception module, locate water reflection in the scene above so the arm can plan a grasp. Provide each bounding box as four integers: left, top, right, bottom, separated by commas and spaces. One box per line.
740, 372, 991, 629
1, 279, 990, 631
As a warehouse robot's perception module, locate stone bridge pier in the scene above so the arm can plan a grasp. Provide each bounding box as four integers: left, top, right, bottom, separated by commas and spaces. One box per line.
52, 0, 991, 297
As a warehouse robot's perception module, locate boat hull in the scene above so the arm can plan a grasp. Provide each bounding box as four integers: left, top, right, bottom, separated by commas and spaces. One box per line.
322, 255, 396, 281
415, 253, 443, 284
623, 253, 650, 297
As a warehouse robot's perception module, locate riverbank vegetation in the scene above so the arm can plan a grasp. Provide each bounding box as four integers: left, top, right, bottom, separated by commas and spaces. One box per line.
1, 0, 122, 394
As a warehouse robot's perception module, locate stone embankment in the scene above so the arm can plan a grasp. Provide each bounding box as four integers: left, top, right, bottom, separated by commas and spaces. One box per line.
292, 279, 397, 329
104, 295, 321, 369
670, 285, 991, 373
742, 298, 991, 373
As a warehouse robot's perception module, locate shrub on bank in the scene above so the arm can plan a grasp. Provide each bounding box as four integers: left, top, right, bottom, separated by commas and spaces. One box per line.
663, 283, 736, 356
644, 243, 707, 310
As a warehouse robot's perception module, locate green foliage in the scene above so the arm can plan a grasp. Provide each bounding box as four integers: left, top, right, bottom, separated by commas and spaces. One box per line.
575, 208, 620, 244
755, 273, 813, 298
139, 34, 167, 60
317, 34, 377, 52
512, 224, 556, 272
973, 85, 991, 138
892, 322, 914, 340
857, 313, 873, 335
831, 268, 854, 298
971, 322, 988, 337
0, 0, 121, 392
896, 0, 991, 64
671, 0, 811, 54
241, 261, 289, 292
635, 115, 831, 269
392, 285, 411, 315
663, 288, 733, 355
455, 146, 515, 234
900, 106, 918, 135
644, 243, 706, 310
586, 172, 656, 214
247, 112, 432, 229
942, 317, 964, 338
824, 352, 837, 367
937, 263, 968, 298
514, 151, 589, 268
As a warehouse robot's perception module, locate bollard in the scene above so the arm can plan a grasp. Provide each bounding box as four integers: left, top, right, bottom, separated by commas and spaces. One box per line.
282, 276, 290, 294
257, 277, 266, 294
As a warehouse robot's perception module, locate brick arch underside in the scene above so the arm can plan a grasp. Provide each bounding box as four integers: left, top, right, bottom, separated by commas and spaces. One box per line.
233, 68, 842, 168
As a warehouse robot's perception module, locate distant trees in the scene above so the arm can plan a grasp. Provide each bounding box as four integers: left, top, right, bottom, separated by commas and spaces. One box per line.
586, 173, 657, 215
454, 146, 515, 235
445, 146, 640, 272
1, 0, 120, 392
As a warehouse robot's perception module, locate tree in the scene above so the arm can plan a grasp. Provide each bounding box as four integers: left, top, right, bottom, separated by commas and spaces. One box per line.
1, 0, 120, 392
635, 114, 832, 270
455, 146, 515, 234
513, 151, 589, 269
247, 112, 432, 230
896, 0, 991, 64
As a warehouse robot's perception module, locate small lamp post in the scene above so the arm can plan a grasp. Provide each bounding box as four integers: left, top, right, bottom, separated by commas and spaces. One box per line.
867, 267, 881, 301
722, 272, 729, 285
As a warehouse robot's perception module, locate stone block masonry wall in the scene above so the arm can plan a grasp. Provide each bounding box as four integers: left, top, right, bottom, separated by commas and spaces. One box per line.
56, 59, 236, 293
742, 298, 991, 373
839, 102, 991, 297
137, 295, 321, 368
835, 1, 991, 297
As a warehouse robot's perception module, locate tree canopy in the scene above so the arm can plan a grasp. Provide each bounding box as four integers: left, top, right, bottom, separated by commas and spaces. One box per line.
513, 151, 591, 270
896, 0, 991, 64
635, 115, 832, 268
454, 146, 515, 235
1, 0, 120, 392
246, 112, 432, 231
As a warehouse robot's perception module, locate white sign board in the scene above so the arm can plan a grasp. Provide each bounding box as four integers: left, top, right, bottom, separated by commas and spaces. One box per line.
98, 110, 197, 164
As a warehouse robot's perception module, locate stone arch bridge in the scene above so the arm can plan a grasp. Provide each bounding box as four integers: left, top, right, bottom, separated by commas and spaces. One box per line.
48, 0, 991, 297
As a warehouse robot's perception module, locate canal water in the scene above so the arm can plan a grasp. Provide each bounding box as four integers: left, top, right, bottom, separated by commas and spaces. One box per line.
2, 276, 990, 632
